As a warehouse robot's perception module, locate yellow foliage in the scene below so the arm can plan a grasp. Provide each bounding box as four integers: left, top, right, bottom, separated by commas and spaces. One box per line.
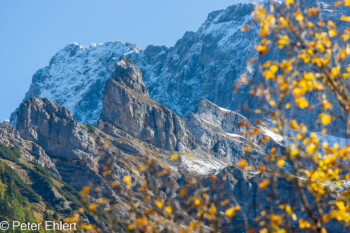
277, 159, 285, 168
289, 120, 298, 130
64, 216, 79, 223
341, 16, 350, 21
88, 203, 97, 211
123, 175, 132, 189
165, 206, 172, 214
208, 204, 216, 215
295, 97, 309, 109
80, 186, 90, 195
319, 113, 332, 125
155, 200, 163, 209
238, 159, 247, 167
171, 154, 178, 161
225, 207, 236, 218
294, 12, 304, 22
299, 219, 311, 229
241, 25, 251, 31
259, 179, 270, 189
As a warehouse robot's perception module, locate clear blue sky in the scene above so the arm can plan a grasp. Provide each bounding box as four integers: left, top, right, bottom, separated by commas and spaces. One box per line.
0, 0, 245, 121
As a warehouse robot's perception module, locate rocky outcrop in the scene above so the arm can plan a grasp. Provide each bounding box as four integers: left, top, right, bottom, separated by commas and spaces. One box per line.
100, 58, 196, 152
15, 97, 101, 187
0, 123, 60, 177
183, 98, 266, 164
111, 57, 148, 95
192, 98, 252, 135
16, 97, 97, 159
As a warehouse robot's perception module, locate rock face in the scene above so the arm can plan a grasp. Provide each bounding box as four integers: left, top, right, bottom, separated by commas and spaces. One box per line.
15, 97, 102, 187
184, 98, 268, 164
0, 123, 60, 177
111, 57, 149, 95
190, 98, 253, 135
100, 58, 196, 151
16, 97, 97, 159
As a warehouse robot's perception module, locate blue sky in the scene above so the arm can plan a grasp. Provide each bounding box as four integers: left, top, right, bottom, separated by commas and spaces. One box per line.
0, 0, 245, 121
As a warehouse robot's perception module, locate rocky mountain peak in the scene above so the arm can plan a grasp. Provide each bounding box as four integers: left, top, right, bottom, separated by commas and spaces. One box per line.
112, 57, 148, 96
16, 97, 96, 159
100, 58, 196, 151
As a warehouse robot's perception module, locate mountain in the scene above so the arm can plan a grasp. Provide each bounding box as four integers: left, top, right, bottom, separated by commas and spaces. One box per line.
3, 1, 350, 232
2, 55, 284, 231
14, 3, 257, 125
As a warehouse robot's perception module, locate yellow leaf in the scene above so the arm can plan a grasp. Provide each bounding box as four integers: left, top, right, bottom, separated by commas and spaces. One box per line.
136, 218, 147, 226
263, 70, 275, 80
81, 186, 90, 195
319, 113, 331, 125
329, 28, 337, 37
322, 101, 332, 110
306, 144, 317, 154
270, 64, 279, 73
341, 16, 350, 21
88, 203, 97, 211
295, 97, 309, 109
294, 12, 304, 22
64, 216, 78, 223
306, 22, 314, 28
155, 200, 163, 209
299, 219, 311, 229
277, 159, 285, 168
285, 205, 292, 213
331, 66, 339, 77
165, 206, 172, 214
259, 179, 270, 189
277, 35, 289, 48
345, 0, 350, 6
209, 204, 216, 215
254, 45, 269, 55
285, 0, 294, 5
289, 120, 298, 130
241, 25, 251, 31
123, 175, 132, 189
334, 1, 343, 7
308, 8, 320, 16
81, 224, 93, 230
238, 159, 247, 167
139, 165, 145, 172
123, 175, 131, 184
225, 207, 236, 218
194, 199, 201, 206
269, 100, 276, 106
171, 154, 178, 160
221, 200, 230, 206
